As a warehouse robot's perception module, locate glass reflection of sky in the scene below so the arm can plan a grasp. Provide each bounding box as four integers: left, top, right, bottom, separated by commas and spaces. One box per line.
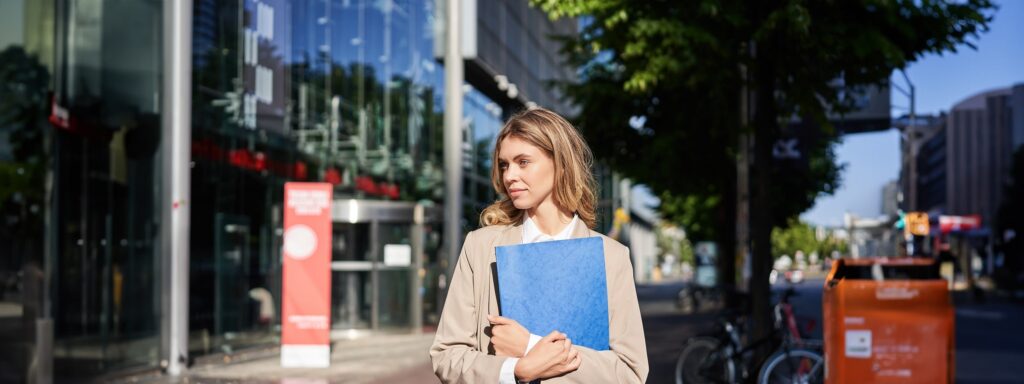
292, 0, 440, 92
464, 85, 503, 176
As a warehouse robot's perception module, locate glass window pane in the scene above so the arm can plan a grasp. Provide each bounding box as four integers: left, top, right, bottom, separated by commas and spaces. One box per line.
26, 0, 165, 378
0, 1, 52, 380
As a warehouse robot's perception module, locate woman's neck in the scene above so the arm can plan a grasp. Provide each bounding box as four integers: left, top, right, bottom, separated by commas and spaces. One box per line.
527, 199, 574, 236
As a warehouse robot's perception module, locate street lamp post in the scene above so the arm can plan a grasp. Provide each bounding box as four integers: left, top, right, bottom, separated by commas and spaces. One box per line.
893, 70, 916, 256
894, 70, 916, 211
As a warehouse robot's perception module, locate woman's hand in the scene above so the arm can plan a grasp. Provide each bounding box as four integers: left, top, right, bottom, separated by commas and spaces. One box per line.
513, 331, 582, 382
488, 315, 531, 357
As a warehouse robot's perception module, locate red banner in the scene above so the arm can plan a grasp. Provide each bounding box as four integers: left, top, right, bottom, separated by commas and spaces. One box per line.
938, 215, 981, 234
281, 183, 332, 367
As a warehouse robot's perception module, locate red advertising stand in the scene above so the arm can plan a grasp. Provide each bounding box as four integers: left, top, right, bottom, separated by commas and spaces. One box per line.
281, 183, 332, 367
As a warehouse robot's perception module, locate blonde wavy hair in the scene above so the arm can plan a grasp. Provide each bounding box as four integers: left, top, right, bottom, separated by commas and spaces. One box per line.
479, 107, 598, 229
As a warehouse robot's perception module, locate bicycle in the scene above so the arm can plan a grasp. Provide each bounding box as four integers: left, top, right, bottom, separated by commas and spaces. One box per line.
674, 288, 824, 384
755, 289, 824, 384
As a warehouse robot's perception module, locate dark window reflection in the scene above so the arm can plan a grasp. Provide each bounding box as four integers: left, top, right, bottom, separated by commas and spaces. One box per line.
0, 26, 51, 384
0, 0, 164, 380
49, 0, 165, 377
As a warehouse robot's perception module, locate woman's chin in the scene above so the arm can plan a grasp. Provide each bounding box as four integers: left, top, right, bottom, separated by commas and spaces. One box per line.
511, 199, 533, 211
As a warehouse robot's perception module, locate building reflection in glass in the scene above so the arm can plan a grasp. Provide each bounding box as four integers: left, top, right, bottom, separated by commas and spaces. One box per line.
189, 0, 449, 356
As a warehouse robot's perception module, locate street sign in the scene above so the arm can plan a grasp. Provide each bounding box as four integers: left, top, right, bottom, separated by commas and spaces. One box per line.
938, 215, 981, 234
773, 138, 802, 159
694, 242, 718, 288
282, 183, 332, 367
906, 212, 930, 237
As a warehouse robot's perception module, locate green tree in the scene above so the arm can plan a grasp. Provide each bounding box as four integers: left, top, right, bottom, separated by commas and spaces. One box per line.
772, 219, 848, 262
656, 224, 694, 270
771, 219, 817, 260
534, 0, 995, 358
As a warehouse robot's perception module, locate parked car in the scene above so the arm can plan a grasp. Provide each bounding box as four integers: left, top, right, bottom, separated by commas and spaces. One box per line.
770, 268, 805, 285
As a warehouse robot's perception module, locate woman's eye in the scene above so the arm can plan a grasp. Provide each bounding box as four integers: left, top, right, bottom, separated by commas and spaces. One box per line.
499, 163, 508, 170
518, 160, 529, 167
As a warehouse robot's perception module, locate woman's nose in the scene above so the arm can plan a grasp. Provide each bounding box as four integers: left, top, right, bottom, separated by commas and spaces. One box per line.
503, 167, 518, 184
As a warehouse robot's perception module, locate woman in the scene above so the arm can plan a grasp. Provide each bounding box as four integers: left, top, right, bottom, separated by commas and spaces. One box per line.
430, 107, 648, 383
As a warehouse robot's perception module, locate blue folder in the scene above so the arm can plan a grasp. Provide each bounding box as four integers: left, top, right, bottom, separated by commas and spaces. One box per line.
495, 237, 609, 351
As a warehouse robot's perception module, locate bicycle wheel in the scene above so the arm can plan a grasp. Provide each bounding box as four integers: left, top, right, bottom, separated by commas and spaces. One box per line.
757, 349, 824, 384
675, 336, 736, 384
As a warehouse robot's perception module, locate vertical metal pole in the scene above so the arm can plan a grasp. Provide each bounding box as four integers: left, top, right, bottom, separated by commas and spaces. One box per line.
901, 70, 916, 211
161, 0, 192, 375
37, 3, 65, 376
38, 102, 60, 384
909, 82, 916, 210
443, 0, 464, 281
410, 204, 424, 334
371, 221, 380, 330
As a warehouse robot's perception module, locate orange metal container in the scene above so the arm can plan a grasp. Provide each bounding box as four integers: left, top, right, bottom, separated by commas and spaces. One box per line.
823, 258, 955, 383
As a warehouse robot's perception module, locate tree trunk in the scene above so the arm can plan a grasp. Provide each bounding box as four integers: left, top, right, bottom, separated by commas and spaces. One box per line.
750, 44, 779, 366
717, 164, 738, 302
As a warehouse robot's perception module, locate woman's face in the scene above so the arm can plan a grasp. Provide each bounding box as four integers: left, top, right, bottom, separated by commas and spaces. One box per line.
497, 136, 556, 211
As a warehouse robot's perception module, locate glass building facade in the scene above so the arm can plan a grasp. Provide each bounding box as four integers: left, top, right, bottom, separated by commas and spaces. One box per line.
1, 0, 165, 380
0, 0, 581, 381
187, 0, 452, 357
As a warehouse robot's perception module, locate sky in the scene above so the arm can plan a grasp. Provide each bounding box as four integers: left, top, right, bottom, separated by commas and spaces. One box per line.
801, 0, 1024, 227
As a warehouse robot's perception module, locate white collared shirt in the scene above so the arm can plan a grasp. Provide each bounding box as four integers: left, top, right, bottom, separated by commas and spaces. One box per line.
499, 214, 579, 384
522, 214, 579, 244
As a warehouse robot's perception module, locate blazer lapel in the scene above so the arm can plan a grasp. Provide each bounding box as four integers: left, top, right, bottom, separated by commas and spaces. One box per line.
570, 217, 593, 239
494, 223, 523, 248
487, 224, 522, 317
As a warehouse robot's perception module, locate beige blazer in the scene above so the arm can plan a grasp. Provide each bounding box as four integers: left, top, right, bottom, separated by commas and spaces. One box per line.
430, 221, 649, 383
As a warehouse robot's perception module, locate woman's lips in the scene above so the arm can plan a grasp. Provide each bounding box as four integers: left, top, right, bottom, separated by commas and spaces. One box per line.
509, 188, 526, 197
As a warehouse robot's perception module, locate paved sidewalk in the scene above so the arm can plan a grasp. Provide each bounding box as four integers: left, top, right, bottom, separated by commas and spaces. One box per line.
126, 333, 440, 384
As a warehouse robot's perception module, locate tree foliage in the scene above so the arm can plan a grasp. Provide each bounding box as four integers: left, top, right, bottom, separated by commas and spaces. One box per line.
534, 0, 993, 236
656, 224, 694, 266
770, 219, 848, 260
535, 0, 995, 356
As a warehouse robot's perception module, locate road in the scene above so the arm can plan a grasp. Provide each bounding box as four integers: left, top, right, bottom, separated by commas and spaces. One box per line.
144, 275, 1021, 384
637, 278, 824, 384
636, 282, 719, 384
639, 276, 1024, 384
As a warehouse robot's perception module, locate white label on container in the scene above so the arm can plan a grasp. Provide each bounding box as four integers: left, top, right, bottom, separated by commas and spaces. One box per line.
845, 330, 872, 358
876, 286, 919, 300
384, 244, 412, 267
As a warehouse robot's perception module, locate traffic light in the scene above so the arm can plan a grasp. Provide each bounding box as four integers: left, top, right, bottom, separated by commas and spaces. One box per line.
906, 212, 930, 237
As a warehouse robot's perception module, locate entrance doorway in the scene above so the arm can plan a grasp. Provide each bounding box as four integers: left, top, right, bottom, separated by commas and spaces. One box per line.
330, 200, 442, 332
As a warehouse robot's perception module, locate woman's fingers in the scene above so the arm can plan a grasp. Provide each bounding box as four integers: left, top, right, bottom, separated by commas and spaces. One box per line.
563, 346, 579, 364
565, 352, 582, 370
487, 315, 514, 325
542, 330, 566, 343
